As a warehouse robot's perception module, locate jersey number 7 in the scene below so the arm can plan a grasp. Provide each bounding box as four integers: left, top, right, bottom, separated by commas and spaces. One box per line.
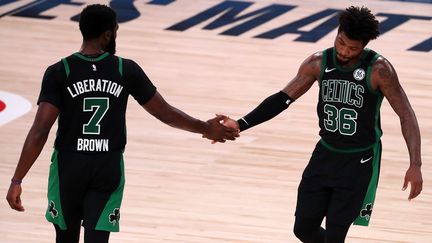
82, 97, 109, 135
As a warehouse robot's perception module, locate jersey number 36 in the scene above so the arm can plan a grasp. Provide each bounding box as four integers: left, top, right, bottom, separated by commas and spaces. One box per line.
324, 104, 358, 136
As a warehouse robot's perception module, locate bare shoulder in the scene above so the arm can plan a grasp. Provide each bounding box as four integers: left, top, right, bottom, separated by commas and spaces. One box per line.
282, 51, 322, 99
299, 51, 323, 77
371, 55, 401, 92
372, 56, 397, 82
304, 51, 323, 68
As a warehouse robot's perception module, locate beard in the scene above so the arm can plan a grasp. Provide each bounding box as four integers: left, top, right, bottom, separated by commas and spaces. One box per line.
105, 38, 116, 55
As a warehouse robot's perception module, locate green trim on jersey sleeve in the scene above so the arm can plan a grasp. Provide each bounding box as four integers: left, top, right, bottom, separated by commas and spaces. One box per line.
73, 52, 110, 62
45, 150, 67, 230
95, 153, 125, 232
118, 57, 123, 76
366, 53, 381, 95
374, 94, 384, 141
61, 58, 70, 78
319, 139, 376, 153
319, 50, 327, 82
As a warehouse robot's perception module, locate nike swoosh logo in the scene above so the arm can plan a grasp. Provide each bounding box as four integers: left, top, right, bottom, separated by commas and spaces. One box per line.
325, 67, 336, 73
360, 156, 373, 164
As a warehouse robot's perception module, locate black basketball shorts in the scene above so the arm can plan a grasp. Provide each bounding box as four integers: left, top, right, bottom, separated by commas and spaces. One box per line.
295, 140, 382, 226
45, 149, 125, 232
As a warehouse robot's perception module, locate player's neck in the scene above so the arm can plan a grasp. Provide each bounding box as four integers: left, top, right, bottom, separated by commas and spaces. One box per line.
79, 41, 105, 56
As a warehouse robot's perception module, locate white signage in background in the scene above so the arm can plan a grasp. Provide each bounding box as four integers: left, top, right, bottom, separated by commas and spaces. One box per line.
0, 91, 32, 126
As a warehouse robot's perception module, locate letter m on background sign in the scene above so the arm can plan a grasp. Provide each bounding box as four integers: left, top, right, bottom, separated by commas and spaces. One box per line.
166, 0, 295, 36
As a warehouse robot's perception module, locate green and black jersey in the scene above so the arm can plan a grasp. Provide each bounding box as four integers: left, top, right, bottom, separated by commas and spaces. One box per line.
318, 47, 383, 151
38, 52, 156, 153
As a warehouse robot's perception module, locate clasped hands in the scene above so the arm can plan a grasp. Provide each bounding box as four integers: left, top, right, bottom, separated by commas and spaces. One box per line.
202, 114, 239, 143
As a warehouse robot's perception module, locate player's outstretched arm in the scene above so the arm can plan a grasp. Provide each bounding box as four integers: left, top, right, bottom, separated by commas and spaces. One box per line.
6, 102, 59, 211
143, 91, 239, 143
220, 52, 321, 134
372, 57, 423, 200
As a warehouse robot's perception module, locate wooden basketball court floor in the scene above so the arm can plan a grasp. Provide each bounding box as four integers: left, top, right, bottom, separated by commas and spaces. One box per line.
0, 0, 431, 242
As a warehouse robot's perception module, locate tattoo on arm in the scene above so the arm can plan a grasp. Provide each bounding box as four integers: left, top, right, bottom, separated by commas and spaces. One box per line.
308, 58, 317, 69
378, 64, 392, 81
283, 53, 320, 99
375, 59, 422, 167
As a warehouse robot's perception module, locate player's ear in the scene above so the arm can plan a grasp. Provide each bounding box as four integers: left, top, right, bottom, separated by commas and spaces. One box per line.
104, 30, 113, 41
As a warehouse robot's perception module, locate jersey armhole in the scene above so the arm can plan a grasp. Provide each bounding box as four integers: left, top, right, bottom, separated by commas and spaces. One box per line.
366, 53, 381, 95
319, 50, 328, 82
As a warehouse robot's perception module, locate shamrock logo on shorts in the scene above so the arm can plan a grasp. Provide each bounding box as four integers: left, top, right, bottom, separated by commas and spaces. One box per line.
360, 203, 373, 221
48, 200, 58, 218
109, 208, 120, 225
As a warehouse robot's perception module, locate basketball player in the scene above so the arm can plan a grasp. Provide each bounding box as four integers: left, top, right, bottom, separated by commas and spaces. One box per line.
221, 6, 423, 242
6, 4, 238, 243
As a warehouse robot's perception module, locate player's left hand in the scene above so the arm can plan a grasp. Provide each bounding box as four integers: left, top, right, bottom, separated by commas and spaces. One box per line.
402, 165, 423, 200
6, 183, 25, 212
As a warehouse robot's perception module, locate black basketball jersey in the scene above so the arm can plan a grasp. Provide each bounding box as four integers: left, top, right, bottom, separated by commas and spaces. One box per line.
317, 47, 383, 151
38, 52, 156, 153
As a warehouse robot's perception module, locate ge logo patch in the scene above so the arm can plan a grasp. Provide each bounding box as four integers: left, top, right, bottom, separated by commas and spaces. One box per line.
0, 91, 32, 126
353, 68, 365, 81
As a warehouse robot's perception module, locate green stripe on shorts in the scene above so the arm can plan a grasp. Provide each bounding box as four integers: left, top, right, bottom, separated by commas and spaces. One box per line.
353, 142, 381, 226
45, 149, 67, 230
95, 153, 125, 232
